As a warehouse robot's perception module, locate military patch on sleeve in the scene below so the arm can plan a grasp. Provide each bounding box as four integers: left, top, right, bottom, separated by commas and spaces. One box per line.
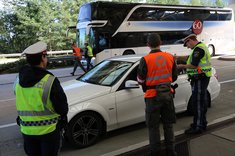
193, 51, 200, 57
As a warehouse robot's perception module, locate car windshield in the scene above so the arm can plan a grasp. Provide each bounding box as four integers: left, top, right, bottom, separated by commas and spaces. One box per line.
78, 60, 133, 86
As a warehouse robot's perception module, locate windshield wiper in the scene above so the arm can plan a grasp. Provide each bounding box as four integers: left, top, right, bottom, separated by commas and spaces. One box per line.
83, 79, 99, 85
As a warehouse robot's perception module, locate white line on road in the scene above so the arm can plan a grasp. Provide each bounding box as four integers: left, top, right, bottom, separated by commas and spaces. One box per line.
0, 123, 17, 129
220, 79, 235, 84
102, 113, 235, 156
0, 78, 235, 130
0, 98, 15, 102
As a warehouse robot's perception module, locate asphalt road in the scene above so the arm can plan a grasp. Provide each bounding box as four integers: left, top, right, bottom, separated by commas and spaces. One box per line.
0, 57, 235, 156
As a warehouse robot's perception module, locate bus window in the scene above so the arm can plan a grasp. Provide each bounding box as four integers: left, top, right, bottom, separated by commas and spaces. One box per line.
217, 11, 232, 21
78, 4, 92, 22
78, 28, 86, 48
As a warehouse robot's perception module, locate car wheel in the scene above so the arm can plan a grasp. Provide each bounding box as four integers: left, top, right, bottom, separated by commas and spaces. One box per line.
187, 91, 211, 115
67, 112, 104, 148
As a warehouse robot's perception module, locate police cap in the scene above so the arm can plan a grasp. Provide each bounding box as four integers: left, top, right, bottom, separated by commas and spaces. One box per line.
22, 41, 47, 55
183, 34, 197, 47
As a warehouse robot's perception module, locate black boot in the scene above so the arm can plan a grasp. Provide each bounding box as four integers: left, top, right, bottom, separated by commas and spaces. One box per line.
166, 150, 177, 156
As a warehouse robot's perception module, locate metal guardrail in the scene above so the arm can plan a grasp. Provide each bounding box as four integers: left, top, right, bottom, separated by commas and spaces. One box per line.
0, 50, 73, 58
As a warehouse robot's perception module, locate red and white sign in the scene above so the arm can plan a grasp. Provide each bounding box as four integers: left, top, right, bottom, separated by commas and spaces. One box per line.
192, 19, 203, 35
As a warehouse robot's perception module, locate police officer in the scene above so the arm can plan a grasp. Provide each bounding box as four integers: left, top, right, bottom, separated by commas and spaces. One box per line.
177, 34, 212, 134
84, 42, 94, 71
14, 41, 68, 156
137, 33, 178, 156
70, 42, 86, 75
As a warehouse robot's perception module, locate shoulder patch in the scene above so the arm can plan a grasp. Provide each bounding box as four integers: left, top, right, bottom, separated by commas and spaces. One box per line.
193, 51, 200, 57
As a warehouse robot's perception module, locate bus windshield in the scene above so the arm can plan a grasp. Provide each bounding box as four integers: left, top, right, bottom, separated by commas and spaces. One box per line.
77, 28, 86, 49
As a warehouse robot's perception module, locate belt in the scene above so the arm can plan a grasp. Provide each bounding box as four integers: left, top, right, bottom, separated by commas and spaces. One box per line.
146, 83, 171, 90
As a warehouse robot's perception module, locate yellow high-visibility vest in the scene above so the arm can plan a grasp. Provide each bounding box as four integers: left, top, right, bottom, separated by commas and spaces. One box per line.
15, 74, 60, 135
186, 43, 212, 77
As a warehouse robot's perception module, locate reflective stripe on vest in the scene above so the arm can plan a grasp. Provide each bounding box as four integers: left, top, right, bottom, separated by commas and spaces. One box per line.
144, 52, 173, 98
15, 74, 60, 135
186, 43, 212, 77
20, 116, 59, 126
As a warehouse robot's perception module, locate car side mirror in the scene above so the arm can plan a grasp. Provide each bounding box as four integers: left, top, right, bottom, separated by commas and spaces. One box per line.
125, 80, 139, 89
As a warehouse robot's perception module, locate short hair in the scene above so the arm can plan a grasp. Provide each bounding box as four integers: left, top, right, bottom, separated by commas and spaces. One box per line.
26, 53, 43, 66
147, 33, 161, 48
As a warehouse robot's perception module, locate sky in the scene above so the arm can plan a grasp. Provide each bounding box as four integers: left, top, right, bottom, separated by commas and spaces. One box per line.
0, 1, 3, 10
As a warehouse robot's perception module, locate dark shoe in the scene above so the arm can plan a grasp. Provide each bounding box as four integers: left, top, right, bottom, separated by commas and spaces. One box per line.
202, 126, 207, 131
148, 150, 161, 156
166, 150, 177, 156
184, 127, 203, 134
70, 72, 74, 76
190, 123, 195, 128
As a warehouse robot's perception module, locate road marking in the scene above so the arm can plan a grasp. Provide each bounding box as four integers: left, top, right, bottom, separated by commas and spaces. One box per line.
0, 79, 235, 130
102, 113, 235, 156
0, 98, 15, 102
220, 79, 235, 84
0, 123, 17, 129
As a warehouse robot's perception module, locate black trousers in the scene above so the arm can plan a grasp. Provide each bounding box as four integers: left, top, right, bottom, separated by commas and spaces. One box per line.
22, 129, 62, 156
86, 56, 94, 70
191, 76, 210, 130
145, 88, 176, 155
72, 56, 86, 73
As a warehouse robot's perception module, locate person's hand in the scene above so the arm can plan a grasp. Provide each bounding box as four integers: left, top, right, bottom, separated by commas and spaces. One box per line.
59, 116, 68, 130
177, 64, 185, 69
173, 55, 178, 60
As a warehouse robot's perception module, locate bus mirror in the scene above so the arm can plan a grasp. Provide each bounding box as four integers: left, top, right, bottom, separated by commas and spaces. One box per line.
66, 26, 76, 37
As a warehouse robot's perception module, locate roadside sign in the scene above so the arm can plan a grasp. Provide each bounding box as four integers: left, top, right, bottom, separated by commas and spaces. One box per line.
192, 19, 203, 35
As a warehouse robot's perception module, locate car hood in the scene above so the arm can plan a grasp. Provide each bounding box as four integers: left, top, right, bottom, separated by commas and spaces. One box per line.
61, 80, 111, 106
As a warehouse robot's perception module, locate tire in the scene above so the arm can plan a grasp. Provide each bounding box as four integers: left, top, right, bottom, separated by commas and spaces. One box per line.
208, 45, 215, 57
187, 90, 211, 115
123, 50, 135, 55
66, 112, 104, 148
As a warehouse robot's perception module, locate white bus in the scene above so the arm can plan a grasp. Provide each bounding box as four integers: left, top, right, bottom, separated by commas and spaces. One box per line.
72, 1, 234, 64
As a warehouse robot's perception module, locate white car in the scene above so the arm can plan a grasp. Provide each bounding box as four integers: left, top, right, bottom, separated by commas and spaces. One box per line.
62, 55, 220, 148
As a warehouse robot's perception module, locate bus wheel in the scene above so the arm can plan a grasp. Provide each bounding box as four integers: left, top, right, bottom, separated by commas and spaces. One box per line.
208, 45, 215, 56
123, 50, 135, 55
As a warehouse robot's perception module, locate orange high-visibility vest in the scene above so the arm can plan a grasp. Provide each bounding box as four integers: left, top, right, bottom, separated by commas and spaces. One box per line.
144, 52, 174, 98
72, 46, 81, 58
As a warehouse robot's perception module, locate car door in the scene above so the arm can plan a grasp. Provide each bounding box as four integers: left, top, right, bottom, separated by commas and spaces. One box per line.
115, 66, 145, 128
173, 68, 191, 113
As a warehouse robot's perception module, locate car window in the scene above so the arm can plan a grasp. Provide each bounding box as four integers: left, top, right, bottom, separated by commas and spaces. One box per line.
118, 66, 138, 90
79, 60, 133, 86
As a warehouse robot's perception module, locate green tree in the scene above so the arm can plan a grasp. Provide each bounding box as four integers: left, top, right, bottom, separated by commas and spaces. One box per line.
215, 0, 224, 7
190, 0, 201, 6
1, 0, 84, 53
